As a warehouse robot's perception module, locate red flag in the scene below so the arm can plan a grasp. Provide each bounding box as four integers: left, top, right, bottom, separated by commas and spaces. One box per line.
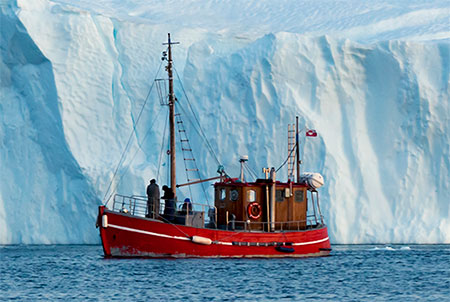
306, 129, 317, 137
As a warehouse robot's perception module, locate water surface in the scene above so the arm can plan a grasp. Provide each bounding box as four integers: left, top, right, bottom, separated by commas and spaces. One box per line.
1, 245, 449, 301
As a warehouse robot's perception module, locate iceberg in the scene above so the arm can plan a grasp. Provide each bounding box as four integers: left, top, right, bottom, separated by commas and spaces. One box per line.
0, 0, 448, 244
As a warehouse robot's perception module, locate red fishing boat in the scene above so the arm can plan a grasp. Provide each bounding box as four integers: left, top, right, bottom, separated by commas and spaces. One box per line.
97, 34, 331, 258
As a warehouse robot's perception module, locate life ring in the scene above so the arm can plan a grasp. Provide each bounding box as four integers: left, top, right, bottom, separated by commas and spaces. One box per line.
247, 202, 262, 220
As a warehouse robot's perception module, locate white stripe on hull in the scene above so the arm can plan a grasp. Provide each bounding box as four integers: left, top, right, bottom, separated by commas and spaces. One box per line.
107, 223, 329, 246
108, 223, 190, 241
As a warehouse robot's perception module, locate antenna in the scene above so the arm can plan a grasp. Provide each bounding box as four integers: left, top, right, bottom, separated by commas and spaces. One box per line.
239, 155, 249, 182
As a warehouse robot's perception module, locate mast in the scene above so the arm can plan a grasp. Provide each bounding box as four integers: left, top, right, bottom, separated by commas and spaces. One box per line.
164, 33, 179, 198
296, 116, 300, 183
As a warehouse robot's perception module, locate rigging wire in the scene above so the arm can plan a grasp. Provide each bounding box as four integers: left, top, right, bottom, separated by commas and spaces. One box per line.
174, 110, 194, 203
246, 163, 259, 180
105, 106, 164, 204
157, 108, 170, 183
175, 104, 210, 205
276, 142, 297, 173
173, 66, 222, 167
243, 163, 258, 181
173, 66, 222, 204
278, 126, 307, 174
103, 61, 164, 204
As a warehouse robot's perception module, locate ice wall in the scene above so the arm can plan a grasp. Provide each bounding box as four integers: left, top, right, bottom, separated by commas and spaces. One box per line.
0, 0, 448, 243
0, 1, 100, 243
184, 34, 450, 243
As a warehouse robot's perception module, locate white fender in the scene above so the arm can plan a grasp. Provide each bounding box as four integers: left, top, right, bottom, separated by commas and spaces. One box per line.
102, 215, 108, 228
191, 236, 212, 245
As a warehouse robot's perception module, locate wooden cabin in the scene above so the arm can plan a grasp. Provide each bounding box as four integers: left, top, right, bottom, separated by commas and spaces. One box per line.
214, 179, 309, 231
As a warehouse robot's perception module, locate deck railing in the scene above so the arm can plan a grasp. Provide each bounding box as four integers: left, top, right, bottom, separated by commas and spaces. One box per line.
111, 194, 217, 225
223, 217, 325, 232
110, 194, 325, 232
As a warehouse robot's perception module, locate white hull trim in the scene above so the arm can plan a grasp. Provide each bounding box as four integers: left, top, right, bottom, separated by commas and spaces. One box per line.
108, 224, 190, 241
108, 223, 329, 246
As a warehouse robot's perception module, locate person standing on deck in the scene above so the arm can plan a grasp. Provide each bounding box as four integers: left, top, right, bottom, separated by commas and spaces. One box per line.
146, 179, 160, 218
162, 185, 175, 221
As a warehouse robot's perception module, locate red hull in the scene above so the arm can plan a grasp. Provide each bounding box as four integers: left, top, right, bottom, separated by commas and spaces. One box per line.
98, 206, 331, 258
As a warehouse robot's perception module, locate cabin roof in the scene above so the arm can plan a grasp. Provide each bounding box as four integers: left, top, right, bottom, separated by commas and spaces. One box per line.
214, 179, 309, 189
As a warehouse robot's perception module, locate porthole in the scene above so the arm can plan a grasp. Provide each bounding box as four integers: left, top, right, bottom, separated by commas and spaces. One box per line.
230, 190, 239, 201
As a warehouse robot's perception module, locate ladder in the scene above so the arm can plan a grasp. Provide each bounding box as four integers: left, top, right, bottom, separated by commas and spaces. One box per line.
287, 124, 296, 181
175, 113, 202, 184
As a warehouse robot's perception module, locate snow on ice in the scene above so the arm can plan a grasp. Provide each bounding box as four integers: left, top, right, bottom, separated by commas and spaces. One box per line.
0, 0, 449, 244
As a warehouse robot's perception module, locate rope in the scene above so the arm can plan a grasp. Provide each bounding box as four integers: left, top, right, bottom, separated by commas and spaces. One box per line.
277, 126, 307, 174
174, 102, 211, 205
173, 66, 222, 167
103, 61, 164, 204
245, 163, 259, 180
243, 163, 258, 181
106, 106, 164, 204
154, 211, 191, 238
276, 142, 297, 173
173, 66, 221, 204
157, 109, 170, 182
174, 110, 195, 202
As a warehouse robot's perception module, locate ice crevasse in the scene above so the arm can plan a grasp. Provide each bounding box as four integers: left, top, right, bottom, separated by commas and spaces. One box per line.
0, 0, 449, 244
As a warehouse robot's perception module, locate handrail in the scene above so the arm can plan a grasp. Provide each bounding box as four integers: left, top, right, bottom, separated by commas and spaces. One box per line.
111, 194, 217, 226
225, 219, 324, 232
109, 194, 324, 232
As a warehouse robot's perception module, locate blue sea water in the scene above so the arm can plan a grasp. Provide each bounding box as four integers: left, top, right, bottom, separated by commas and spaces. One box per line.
0, 245, 449, 301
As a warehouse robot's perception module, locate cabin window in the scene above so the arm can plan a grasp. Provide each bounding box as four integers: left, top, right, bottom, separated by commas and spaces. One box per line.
295, 190, 304, 202
230, 190, 239, 201
220, 188, 227, 201
276, 190, 284, 202
247, 190, 256, 202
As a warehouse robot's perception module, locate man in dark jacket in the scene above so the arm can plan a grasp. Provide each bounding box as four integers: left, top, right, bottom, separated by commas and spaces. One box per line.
162, 185, 175, 220
146, 179, 160, 218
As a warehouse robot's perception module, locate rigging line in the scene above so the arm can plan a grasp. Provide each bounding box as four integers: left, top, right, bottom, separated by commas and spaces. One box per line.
108, 106, 164, 201
173, 98, 214, 159
243, 164, 257, 181
276, 142, 297, 173
153, 212, 191, 238
245, 163, 259, 179
167, 128, 171, 186
175, 110, 210, 205
173, 100, 217, 201
157, 108, 170, 183
173, 66, 221, 166
175, 99, 220, 172
175, 111, 194, 201
177, 102, 211, 204
103, 61, 164, 203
